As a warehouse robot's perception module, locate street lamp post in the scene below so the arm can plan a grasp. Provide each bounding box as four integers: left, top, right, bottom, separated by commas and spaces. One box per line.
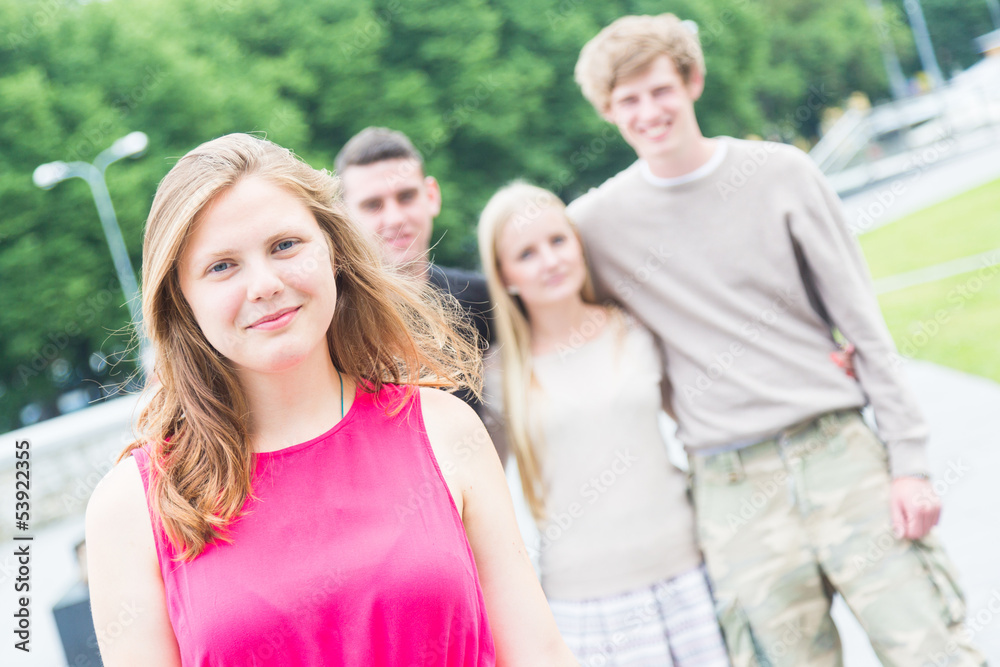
33, 131, 150, 375
903, 0, 946, 88
988, 0, 1000, 30
865, 0, 909, 100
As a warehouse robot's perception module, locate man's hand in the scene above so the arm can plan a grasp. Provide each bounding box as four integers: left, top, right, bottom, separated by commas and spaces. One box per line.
891, 476, 941, 540
830, 342, 856, 378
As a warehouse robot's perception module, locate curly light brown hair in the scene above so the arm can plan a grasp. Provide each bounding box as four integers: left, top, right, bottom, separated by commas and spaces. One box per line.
575, 13, 706, 114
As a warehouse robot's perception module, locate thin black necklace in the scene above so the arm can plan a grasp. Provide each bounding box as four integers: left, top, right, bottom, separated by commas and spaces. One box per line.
337, 369, 344, 419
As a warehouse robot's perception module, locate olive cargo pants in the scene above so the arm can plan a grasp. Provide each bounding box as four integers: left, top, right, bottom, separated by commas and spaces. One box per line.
691, 409, 986, 667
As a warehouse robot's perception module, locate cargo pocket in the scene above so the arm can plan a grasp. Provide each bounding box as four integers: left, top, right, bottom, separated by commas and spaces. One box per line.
912, 535, 967, 626
715, 596, 772, 667
693, 450, 746, 486
841, 414, 888, 464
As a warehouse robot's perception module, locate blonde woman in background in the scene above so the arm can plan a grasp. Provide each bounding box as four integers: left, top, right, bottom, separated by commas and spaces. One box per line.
85, 134, 575, 666
478, 181, 730, 667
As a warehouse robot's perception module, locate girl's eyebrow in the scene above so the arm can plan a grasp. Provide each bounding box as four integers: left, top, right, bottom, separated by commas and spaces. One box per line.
196, 229, 301, 263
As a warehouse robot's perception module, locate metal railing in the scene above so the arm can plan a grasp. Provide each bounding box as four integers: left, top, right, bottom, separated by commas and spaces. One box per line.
1, 394, 141, 542
811, 58, 1000, 195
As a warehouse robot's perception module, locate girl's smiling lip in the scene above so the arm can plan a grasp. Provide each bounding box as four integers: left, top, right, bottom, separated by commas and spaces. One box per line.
543, 270, 571, 287
247, 306, 300, 330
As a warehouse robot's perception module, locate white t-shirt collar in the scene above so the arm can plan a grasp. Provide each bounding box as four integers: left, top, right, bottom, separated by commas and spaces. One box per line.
639, 139, 729, 188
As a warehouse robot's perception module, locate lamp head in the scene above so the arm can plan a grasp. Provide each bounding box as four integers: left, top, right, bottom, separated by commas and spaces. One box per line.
32, 162, 70, 190
111, 131, 149, 160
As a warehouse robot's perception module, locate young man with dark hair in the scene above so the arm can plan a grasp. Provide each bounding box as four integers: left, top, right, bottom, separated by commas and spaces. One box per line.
567, 13, 984, 667
336, 127, 503, 460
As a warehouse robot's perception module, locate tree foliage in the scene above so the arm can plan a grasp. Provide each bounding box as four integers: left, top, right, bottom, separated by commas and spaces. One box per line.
886, 0, 994, 77
0, 0, 982, 429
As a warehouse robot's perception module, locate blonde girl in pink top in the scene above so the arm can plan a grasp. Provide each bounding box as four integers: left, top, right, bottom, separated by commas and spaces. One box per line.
85, 134, 576, 666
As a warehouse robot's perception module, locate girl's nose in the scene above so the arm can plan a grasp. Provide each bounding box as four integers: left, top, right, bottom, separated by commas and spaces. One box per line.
246, 262, 284, 302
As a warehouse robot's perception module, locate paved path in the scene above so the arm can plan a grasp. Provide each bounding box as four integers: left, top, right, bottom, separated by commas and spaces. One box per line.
871, 247, 1000, 294
840, 139, 1000, 235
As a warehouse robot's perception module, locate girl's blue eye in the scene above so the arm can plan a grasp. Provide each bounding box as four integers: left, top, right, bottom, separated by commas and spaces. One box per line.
519, 248, 534, 260
209, 262, 230, 273
276, 239, 296, 251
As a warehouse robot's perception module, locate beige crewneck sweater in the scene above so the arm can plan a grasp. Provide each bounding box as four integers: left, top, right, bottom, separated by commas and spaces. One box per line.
567, 137, 929, 478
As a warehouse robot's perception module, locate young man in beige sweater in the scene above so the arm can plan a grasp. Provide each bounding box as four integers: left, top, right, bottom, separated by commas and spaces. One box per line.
567, 14, 984, 667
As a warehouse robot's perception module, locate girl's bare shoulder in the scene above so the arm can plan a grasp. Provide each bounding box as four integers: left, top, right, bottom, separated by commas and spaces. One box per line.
86, 454, 151, 536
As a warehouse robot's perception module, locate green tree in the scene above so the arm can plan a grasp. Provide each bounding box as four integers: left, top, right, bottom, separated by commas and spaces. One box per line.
752, 0, 891, 139
0, 0, 925, 430
881, 0, 992, 79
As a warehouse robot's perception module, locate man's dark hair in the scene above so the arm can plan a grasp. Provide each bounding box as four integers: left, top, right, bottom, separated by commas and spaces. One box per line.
334, 127, 424, 175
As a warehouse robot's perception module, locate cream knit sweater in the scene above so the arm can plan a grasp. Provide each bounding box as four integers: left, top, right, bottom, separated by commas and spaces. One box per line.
567, 137, 929, 477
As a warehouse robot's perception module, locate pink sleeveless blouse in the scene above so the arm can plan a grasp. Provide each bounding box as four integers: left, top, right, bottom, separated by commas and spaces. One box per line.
133, 384, 496, 666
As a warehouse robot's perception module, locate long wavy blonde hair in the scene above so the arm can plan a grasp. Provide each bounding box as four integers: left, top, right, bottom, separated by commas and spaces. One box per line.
477, 181, 596, 521
125, 133, 481, 561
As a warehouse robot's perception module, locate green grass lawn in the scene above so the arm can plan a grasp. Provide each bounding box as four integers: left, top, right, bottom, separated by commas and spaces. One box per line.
858, 177, 1000, 383
860, 177, 1000, 279
873, 269, 1000, 382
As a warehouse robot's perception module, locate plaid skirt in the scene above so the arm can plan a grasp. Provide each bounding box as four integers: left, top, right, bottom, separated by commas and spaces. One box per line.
547, 565, 730, 667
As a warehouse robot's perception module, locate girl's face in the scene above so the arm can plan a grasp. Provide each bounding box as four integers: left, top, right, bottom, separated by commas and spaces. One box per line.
177, 177, 338, 380
496, 205, 587, 311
